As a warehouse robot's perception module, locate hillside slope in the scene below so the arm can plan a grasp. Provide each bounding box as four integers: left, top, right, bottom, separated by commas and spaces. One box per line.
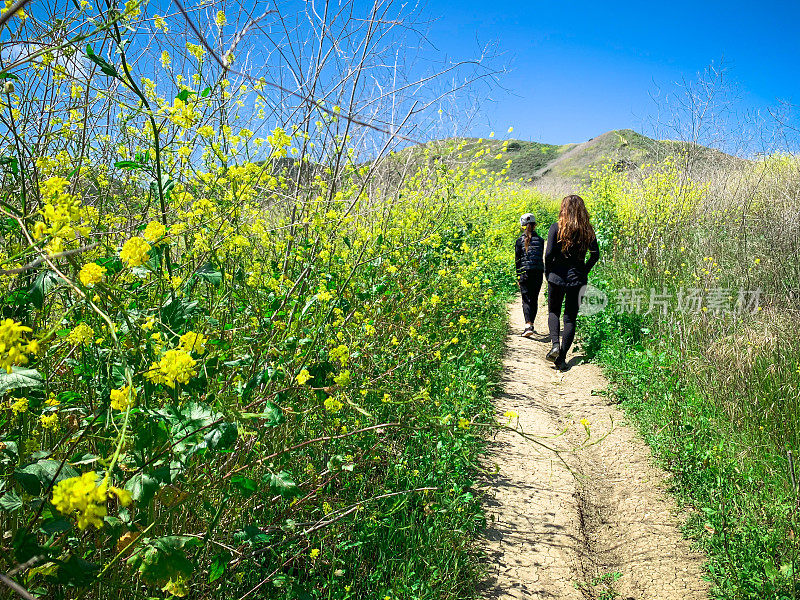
391, 129, 745, 193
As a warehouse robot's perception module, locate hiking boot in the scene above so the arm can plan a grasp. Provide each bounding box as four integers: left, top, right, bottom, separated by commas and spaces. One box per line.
545, 343, 560, 362
554, 357, 570, 372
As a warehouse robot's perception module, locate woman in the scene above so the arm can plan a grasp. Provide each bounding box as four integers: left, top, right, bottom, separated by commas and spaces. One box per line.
544, 195, 599, 371
514, 213, 545, 338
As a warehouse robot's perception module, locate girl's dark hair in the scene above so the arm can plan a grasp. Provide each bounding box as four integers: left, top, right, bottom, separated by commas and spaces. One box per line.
523, 223, 535, 252
557, 194, 595, 254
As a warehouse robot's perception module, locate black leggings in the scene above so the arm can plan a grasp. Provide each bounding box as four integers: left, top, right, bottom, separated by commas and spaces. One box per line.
519, 271, 543, 324
547, 282, 581, 360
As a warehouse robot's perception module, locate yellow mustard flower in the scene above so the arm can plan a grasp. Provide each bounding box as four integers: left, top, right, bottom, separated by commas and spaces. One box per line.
0, 318, 33, 373
110, 386, 135, 411
40, 413, 59, 431
51, 471, 132, 530
333, 370, 350, 387
186, 42, 206, 61
144, 349, 197, 388
178, 331, 207, 355
153, 14, 167, 31
324, 397, 343, 413
68, 323, 94, 346
119, 236, 151, 267
10, 397, 28, 415
142, 220, 166, 243
296, 369, 312, 385
79, 262, 106, 287
169, 97, 200, 129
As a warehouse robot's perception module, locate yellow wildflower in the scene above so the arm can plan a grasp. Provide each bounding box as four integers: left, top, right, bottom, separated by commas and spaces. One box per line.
333, 370, 350, 387
324, 396, 343, 413
0, 318, 33, 373
329, 344, 349, 366
142, 220, 166, 243
296, 369, 312, 385
186, 42, 206, 61
110, 386, 135, 411
51, 472, 131, 530
40, 413, 59, 431
144, 349, 197, 388
169, 97, 200, 129
178, 331, 207, 355
68, 323, 94, 346
153, 14, 167, 31
1, 0, 26, 19
10, 397, 28, 415
79, 262, 106, 287
119, 236, 151, 267
124, 0, 139, 19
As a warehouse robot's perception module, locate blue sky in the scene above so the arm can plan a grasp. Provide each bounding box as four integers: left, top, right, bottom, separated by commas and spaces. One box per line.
419, 0, 800, 146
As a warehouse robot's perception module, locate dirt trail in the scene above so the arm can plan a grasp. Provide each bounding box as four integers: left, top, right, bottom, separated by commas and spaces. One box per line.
481, 297, 709, 600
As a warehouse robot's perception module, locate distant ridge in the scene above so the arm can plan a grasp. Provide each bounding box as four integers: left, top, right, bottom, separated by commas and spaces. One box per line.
393, 129, 745, 192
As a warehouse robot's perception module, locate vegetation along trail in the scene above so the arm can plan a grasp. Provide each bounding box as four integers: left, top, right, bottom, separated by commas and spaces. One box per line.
481, 297, 709, 599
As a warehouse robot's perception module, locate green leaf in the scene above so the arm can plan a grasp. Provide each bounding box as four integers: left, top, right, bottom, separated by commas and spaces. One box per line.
0, 368, 44, 395
85, 44, 119, 77
265, 471, 300, 499
29, 270, 61, 309
124, 471, 161, 506
240, 400, 285, 427
300, 296, 316, 319
127, 535, 201, 584
0, 440, 18, 459
230, 474, 257, 497
175, 89, 196, 102
14, 459, 79, 496
162, 174, 175, 196
196, 263, 222, 286
55, 555, 99, 586
0, 72, 19, 80
203, 421, 237, 451
161, 295, 200, 330
150, 174, 174, 199
0, 490, 23, 512
114, 160, 140, 170
200, 86, 211, 98
208, 553, 228, 582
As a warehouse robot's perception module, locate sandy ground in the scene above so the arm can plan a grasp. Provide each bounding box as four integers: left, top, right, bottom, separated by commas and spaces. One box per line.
480, 296, 709, 600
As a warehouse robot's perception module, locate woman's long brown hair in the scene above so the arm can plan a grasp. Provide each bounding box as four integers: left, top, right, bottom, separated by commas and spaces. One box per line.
557, 194, 595, 254
523, 223, 534, 252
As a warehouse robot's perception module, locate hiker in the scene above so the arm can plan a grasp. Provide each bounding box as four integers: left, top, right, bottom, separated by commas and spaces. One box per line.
544, 194, 600, 371
515, 213, 545, 338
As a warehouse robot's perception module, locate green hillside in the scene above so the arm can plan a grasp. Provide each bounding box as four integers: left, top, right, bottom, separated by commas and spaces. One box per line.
392, 129, 745, 187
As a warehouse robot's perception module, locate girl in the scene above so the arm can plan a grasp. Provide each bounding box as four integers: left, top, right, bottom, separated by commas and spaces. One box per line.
544, 195, 600, 371
514, 213, 545, 338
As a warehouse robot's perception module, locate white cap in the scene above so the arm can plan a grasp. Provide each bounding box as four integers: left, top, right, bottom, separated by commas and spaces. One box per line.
520, 213, 536, 227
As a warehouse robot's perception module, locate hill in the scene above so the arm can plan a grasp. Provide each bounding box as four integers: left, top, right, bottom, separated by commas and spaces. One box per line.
389, 129, 746, 194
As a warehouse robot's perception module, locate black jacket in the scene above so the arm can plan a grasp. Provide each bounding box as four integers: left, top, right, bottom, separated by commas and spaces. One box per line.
544, 222, 600, 287
515, 233, 545, 275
